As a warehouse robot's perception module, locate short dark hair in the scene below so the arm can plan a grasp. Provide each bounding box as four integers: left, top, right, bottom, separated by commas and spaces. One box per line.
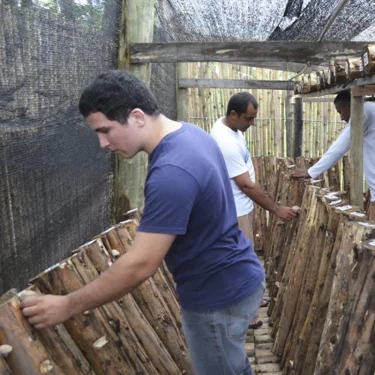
226, 92, 258, 117
334, 89, 351, 107
79, 70, 160, 123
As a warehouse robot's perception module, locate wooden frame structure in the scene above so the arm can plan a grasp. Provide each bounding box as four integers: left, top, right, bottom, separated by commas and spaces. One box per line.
118, 0, 374, 211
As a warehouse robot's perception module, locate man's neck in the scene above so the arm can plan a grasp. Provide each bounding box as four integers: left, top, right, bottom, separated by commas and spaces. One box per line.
222, 116, 237, 132
145, 114, 182, 155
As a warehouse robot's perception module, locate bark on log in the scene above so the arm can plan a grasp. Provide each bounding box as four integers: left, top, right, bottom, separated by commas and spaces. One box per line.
292, 203, 342, 375
0, 295, 64, 375
345, 57, 363, 80
281, 195, 329, 370
363, 45, 375, 76
79, 239, 182, 374
0, 357, 13, 375
272, 187, 321, 354
32, 259, 136, 375
314, 222, 375, 375
98, 222, 193, 373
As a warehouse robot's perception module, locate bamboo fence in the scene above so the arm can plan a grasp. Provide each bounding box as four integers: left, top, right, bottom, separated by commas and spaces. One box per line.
186, 62, 346, 158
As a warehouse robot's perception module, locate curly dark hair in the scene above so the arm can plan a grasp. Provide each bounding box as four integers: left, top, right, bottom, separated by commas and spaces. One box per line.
79, 70, 160, 123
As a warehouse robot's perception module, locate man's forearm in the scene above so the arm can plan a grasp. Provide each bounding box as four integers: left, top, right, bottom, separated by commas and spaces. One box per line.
67, 252, 152, 316
241, 183, 278, 214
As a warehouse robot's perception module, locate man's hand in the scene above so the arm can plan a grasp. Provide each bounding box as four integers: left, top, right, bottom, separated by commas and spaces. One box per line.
21, 294, 72, 329
275, 206, 298, 221
291, 170, 311, 179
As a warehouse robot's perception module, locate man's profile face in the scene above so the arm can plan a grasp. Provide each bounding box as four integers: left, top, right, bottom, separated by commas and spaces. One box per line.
335, 103, 351, 123
231, 103, 258, 132
86, 111, 141, 158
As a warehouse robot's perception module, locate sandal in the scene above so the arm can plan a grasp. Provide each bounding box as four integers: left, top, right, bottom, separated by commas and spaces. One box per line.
260, 298, 270, 308
249, 320, 263, 329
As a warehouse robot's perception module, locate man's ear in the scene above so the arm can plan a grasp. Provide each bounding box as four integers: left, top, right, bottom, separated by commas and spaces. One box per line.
129, 108, 146, 127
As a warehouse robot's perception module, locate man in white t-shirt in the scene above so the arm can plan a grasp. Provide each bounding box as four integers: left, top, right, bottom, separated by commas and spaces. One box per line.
292, 90, 375, 221
211, 92, 297, 242
211, 92, 297, 329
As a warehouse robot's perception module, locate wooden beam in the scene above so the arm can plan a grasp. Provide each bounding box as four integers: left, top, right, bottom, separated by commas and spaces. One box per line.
232, 61, 326, 74
293, 98, 303, 158
349, 94, 364, 207
302, 97, 334, 103
296, 75, 375, 98
179, 78, 292, 90
130, 41, 372, 65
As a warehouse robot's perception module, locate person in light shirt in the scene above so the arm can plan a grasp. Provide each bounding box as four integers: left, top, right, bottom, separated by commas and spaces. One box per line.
211, 92, 298, 328
292, 89, 375, 221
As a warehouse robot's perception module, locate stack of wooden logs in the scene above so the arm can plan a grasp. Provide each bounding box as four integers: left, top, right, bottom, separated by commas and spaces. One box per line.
294, 45, 375, 94
264, 159, 375, 375
252, 155, 351, 251
0, 216, 193, 375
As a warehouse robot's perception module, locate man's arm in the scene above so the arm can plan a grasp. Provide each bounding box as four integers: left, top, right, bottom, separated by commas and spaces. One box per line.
303, 125, 350, 179
21, 231, 176, 329
233, 172, 297, 220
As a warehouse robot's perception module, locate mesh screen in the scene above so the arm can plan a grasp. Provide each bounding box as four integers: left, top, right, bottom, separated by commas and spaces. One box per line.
0, 0, 120, 294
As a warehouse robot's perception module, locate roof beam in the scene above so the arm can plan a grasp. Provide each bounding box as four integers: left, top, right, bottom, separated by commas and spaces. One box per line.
179, 79, 292, 90
232, 61, 325, 73
130, 41, 372, 65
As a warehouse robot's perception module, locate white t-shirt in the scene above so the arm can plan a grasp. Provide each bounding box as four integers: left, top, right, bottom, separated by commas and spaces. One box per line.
211, 117, 256, 216
308, 102, 375, 202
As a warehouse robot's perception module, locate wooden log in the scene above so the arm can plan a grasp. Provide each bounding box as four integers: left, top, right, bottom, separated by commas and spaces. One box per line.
334, 239, 375, 374
362, 45, 375, 76
32, 258, 135, 375
314, 222, 375, 375
103, 223, 192, 373
291, 201, 342, 375
79, 239, 183, 374
0, 357, 13, 375
110, 222, 180, 319
0, 290, 17, 306
122, 208, 142, 224
320, 69, 327, 89
301, 207, 367, 375
345, 57, 363, 80
280, 195, 329, 369
267, 179, 307, 320
327, 60, 347, 86
350, 94, 364, 207
71, 248, 180, 375
0, 295, 64, 375
327, 161, 341, 192
130, 41, 370, 65
308, 72, 320, 92
20, 287, 95, 375
272, 186, 321, 353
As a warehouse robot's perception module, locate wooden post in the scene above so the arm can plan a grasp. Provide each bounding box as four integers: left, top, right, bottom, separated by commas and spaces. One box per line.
349, 91, 364, 208
176, 63, 189, 122
285, 91, 293, 157
114, 0, 155, 221
293, 97, 303, 158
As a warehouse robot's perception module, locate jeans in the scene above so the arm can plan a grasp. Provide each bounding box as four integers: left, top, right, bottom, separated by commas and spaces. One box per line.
181, 280, 266, 375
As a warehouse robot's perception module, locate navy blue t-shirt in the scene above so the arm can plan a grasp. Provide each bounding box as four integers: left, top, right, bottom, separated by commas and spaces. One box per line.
138, 122, 264, 311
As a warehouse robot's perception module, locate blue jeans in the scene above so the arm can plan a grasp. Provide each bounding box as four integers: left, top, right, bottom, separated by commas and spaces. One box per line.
181, 280, 266, 375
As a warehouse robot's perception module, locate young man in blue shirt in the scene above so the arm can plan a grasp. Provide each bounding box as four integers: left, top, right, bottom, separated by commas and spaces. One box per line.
22, 70, 265, 375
